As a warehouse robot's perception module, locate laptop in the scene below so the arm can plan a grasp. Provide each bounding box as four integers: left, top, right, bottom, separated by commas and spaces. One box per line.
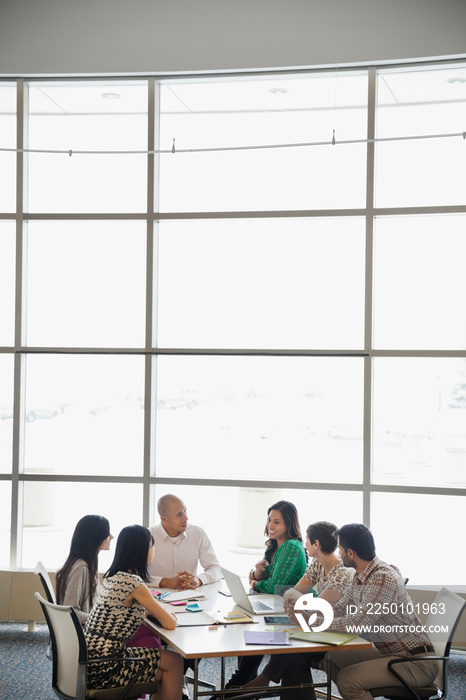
220, 567, 286, 616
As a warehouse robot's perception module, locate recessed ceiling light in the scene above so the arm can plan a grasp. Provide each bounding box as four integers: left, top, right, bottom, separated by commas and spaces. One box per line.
269, 87, 289, 95
101, 92, 121, 100
447, 77, 466, 85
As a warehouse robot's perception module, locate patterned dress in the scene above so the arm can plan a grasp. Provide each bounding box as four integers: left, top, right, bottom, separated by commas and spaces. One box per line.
85, 571, 161, 689
304, 558, 354, 613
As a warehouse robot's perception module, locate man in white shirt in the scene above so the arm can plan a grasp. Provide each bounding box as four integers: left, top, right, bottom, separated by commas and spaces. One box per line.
149, 494, 221, 699
148, 493, 221, 589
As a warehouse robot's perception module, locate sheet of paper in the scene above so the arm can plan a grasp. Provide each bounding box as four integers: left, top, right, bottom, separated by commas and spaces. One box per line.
244, 630, 291, 645
157, 591, 207, 603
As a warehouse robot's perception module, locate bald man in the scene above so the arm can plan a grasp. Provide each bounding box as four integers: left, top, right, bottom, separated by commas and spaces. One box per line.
148, 494, 221, 589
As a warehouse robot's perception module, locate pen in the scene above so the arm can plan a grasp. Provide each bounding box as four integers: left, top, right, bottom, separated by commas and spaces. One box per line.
157, 592, 171, 600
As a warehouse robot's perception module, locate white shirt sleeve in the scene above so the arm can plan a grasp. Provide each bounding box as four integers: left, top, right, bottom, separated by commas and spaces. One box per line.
148, 523, 221, 586
196, 528, 222, 585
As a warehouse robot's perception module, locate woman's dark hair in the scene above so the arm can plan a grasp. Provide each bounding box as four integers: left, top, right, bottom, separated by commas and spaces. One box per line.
105, 524, 154, 582
263, 500, 303, 563
334, 523, 376, 561
56, 514, 110, 606
306, 521, 338, 554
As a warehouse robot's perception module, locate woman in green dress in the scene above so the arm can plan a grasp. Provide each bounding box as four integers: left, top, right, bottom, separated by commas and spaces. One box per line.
211, 500, 307, 698
248, 500, 307, 595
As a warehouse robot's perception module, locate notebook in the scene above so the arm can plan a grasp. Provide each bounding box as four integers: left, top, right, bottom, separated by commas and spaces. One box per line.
290, 631, 357, 645
244, 630, 291, 646
174, 610, 218, 626
220, 567, 285, 616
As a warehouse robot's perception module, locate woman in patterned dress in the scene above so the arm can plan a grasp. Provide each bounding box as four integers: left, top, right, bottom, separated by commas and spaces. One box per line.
85, 524, 183, 700
212, 500, 307, 696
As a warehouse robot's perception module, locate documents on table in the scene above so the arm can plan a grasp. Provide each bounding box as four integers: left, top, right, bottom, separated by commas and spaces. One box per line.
147, 585, 256, 626
216, 608, 253, 624
174, 607, 255, 626
175, 610, 219, 626
289, 631, 357, 645
150, 590, 208, 604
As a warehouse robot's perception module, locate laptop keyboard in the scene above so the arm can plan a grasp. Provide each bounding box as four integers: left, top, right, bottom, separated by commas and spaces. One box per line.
253, 600, 273, 611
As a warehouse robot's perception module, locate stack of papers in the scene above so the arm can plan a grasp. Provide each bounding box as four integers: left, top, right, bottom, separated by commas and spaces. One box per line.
175, 610, 218, 626
218, 609, 253, 624
174, 609, 255, 626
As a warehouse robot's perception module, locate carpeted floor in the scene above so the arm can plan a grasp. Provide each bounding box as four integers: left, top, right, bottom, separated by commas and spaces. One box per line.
1, 622, 465, 700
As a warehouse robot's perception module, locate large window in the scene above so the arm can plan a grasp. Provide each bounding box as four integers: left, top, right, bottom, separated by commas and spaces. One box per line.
0, 85, 16, 213
23, 354, 145, 477
375, 65, 466, 207
25, 220, 147, 348
1, 66, 465, 583
154, 355, 364, 482
157, 218, 365, 349
27, 82, 148, 213
158, 74, 368, 211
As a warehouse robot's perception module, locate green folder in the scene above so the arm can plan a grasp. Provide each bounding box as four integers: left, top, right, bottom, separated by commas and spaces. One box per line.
290, 631, 357, 645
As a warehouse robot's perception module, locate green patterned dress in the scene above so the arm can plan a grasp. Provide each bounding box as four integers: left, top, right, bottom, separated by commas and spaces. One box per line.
255, 538, 307, 594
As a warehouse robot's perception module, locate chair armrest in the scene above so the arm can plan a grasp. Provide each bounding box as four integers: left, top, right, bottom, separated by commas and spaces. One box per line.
386, 655, 446, 700
87, 655, 148, 666
86, 655, 151, 699
388, 655, 447, 666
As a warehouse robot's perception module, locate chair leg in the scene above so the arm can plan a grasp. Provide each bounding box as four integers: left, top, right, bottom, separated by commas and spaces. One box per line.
186, 675, 216, 690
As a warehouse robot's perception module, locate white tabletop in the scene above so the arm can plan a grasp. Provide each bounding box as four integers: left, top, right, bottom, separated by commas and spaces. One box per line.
144, 581, 372, 660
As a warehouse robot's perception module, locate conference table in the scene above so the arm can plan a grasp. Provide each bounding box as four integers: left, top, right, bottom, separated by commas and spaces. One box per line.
144, 581, 372, 700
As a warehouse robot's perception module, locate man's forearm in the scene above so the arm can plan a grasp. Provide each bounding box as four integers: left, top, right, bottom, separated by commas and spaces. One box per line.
159, 576, 175, 588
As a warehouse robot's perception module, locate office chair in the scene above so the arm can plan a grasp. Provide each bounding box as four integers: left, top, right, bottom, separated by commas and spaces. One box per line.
35, 592, 160, 700
34, 560, 57, 659
34, 560, 57, 603
369, 587, 466, 700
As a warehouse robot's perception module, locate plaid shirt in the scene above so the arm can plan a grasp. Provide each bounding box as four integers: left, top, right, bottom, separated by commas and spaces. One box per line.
329, 557, 433, 654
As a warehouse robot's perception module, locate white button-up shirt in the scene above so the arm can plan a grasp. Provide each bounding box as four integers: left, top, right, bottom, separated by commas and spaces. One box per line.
148, 522, 221, 587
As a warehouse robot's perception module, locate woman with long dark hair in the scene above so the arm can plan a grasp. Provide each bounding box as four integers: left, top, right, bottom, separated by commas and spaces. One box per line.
85, 524, 182, 700
211, 500, 307, 697
56, 514, 113, 626
248, 500, 307, 594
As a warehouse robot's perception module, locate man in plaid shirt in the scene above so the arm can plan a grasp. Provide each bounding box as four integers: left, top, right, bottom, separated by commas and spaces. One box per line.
326, 523, 438, 699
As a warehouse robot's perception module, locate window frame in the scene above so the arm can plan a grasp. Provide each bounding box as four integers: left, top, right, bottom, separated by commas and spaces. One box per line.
0, 64, 465, 575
